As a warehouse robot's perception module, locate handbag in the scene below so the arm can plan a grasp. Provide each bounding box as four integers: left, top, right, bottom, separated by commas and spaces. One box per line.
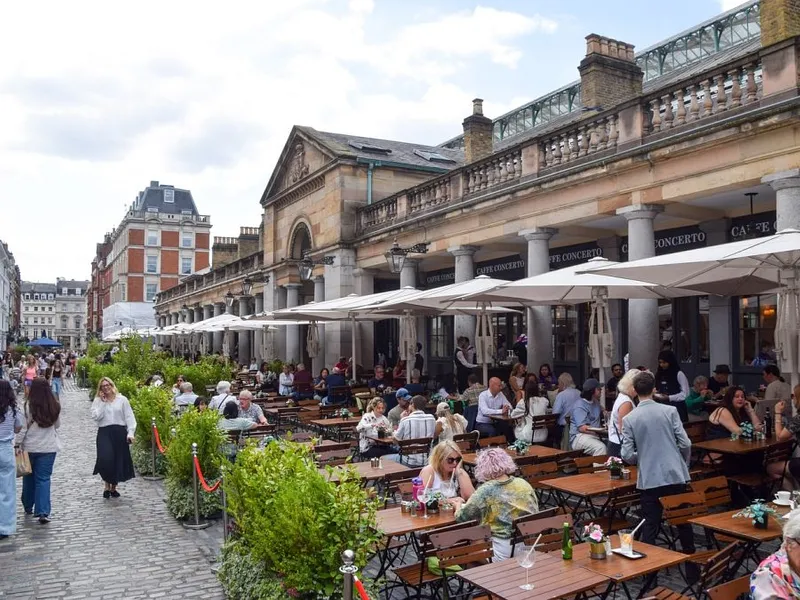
16, 449, 31, 477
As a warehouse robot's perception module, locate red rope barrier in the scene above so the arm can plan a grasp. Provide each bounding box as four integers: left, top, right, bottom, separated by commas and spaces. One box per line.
193, 455, 221, 493
153, 424, 168, 454
354, 576, 369, 600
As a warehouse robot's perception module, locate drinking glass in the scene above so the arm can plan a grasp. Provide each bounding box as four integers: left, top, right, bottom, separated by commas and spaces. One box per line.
618, 530, 633, 555
418, 489, 431, 519
792, 491, 800, 510
516, 544, 536, 590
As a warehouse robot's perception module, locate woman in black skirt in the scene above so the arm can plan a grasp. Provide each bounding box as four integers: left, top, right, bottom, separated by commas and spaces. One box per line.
91, 377, 136, 498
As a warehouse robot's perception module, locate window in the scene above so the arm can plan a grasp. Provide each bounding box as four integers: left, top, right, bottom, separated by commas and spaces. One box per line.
553, 305, 580, 362
24, 305, 28, 311
47, 317, 52, 324
147, 230, 158, 246
33, 294, 38, 300
33, 317, 38, 324
33, 306, 38, 312
74, 288, 81, 295
61, 287, 68, 295
24, 294, 29, 300
146, 255, 158, 274
48, 306, 52, 312
61, 303, 67, 311
24, 317, 28, 324
146, 283, 158, 302
121, 283, 127, 302
164, 189, 175, 203
428, 316, 453, 358
181, 257, 192, 275
739, 294, 778, 366
181, 233, 193, 248
48, 294, 54, 299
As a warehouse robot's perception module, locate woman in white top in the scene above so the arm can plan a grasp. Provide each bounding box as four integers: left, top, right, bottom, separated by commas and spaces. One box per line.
434, 402, 467, 442
419, 440, 474, 501
91, 377, 136, 499
510, 374, 549, 443
171, 375, 185, 399
355, 398, 393, 458
607, 369, 641, 458
278, 365, 294, 396
508, 363, 526, 401
16, 378, 61, 524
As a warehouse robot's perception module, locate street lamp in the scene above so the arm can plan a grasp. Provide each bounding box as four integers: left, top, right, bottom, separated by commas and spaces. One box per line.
386, 239, 429, 274
224, 291, 235, 310
241, 277, 253, 297
298, 254, 335, 282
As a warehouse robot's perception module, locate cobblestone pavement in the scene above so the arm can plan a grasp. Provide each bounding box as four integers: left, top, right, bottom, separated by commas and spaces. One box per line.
0, 379, 226, 600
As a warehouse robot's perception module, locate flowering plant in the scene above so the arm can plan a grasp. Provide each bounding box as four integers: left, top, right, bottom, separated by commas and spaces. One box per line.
510, 439, 530, 454
431, 393, 446, 404
604, 457, 624, 468
335, 408, 353, 419
583, 522, 607, 543
733, 499, 777, 525
740, 422, 755, 440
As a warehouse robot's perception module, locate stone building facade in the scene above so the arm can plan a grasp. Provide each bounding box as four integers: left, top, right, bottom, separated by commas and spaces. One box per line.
54, 279, 89, 351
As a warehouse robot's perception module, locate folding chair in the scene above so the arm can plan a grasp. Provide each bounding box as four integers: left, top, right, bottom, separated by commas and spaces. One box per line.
647, 541, 742, 600
476, 435, 507, 448
514, 512, 572, 556
574, 455, 610, 474
396, 437, 433, 466
452, 431, 480, 451
429, 524, 494, 600
707, 575, 751, 600
518, 461, 559, 507
728, 440, 794, 498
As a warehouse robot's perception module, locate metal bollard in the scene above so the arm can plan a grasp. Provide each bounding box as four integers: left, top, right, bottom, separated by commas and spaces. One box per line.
340, 549, 357, 600
182, 442, 211, 530
221, 474, 229, 542
142, 417, 164, 481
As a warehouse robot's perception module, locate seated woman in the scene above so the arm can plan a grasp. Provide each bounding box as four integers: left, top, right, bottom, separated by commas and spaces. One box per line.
218, 401, 257, 460
434, 402, 467, 442
707, 386, 761, 439
685, 375, 712, 422
314, 368, 329, 399
392, 360, 407, 388
537, 363, 557, 389
769, 385, 800, 486
508, 363, 526, 402
455, 447, 539, 561
751, 510, 800, 599
256, 362, 276, 392
355, 398, 394, 458
419, 440, 474, 502
510, 376, 549, 444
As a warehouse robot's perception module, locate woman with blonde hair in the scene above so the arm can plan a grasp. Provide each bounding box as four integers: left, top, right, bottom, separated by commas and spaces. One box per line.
508, 363, 526, 401
434, 402, 467, 442
355, 397, 393, 459
23, 355, 37, 399
419, 440, 474, 501
91, 377, 136, 499
607, 369, 641, 457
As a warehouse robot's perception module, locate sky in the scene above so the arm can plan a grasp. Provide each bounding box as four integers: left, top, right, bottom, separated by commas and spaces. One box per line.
0, 0, 746, 283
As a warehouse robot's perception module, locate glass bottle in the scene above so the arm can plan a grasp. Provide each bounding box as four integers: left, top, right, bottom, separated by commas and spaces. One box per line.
561, 522, 572, 560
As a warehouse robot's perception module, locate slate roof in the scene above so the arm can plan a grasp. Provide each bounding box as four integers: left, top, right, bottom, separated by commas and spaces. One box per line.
21, 282, 57, 294
133, 181, 200, 215
299, 127, 465, 171
56, 280, 89, 295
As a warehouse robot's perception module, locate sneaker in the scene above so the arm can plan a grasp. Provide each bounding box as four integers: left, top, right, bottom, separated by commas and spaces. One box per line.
110, 490, 120, 498
24, 510, 33, 515
103, 490, 110, 499
38, 515, 50, 524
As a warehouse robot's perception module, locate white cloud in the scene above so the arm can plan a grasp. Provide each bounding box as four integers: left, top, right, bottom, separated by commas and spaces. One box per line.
0, 0, 558, 281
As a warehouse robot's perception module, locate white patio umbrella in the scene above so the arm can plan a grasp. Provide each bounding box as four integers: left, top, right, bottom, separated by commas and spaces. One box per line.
307, 322, 320, 359
185, 313, 241, 332
591, 229, 800, 386
474, 310, 495, 384
222, 327, 231, 360
398, 314, 417, 383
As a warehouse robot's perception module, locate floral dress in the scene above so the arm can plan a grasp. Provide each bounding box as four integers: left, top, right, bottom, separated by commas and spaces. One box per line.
751, 549, 800, 599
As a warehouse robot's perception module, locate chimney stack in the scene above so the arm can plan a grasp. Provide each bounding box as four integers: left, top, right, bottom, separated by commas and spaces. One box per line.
578, 34, 643, 113
462, 98, 494, 163
760, 0, 800, 47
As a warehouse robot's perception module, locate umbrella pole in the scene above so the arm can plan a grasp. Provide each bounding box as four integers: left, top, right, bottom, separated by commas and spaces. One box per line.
351, 314, 357, 380
406, 311, 413, 385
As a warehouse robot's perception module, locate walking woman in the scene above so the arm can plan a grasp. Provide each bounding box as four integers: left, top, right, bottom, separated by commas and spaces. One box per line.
23, 355, 37, 399
17, 378, 60, 523
0, 380, 23, 539
91, 377, 136, 498
49, 358, 64, 402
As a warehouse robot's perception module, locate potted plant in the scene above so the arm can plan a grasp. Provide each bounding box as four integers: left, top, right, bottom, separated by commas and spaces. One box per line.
605, 456, 624, 479
336, 408, 352, 420
510, 439, 530, 456
740, 422, 755, 442
583, 523, 608, 559
733, 499, 777, 529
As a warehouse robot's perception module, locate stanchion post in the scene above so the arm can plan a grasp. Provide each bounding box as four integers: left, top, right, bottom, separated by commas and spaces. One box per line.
142, 417, 164, 481
182, 441, 211, 530
340, 549, 357, 600
221, 474, 228, 542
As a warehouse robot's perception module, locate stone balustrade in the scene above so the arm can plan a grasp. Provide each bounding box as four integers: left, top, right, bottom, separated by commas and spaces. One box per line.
409, 177, 451, 214
462, 148, 523, 196
644, 59, 762, 135
539, 113, 619, 169
358, 195, 398, 231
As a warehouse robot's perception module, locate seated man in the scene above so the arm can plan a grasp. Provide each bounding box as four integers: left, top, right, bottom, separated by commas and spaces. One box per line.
369, 366, 389, 395
291, 363, 314, 400
237, 390, 267, 425
387, 388, 412, 427
393, 395, 436, 466
174, 382, 199, 411
569, 379, 606, 456
475, 377, 511, 438
404, 369, 425, 396
685, 375, 712, 421
708, 364, 731, 397
460, 374, 487, 432
324, 367, 349, 405
209, 380, 235, 414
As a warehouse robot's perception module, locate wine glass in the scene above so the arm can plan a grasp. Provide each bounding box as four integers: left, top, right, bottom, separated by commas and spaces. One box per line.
418, 488, 431, 519
516, 544, 536, 590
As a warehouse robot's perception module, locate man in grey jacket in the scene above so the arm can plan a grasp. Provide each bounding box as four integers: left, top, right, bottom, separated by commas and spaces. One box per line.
622, 371, 696, 559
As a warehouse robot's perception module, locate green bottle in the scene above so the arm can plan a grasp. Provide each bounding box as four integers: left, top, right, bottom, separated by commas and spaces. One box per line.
561, 522, 573, 560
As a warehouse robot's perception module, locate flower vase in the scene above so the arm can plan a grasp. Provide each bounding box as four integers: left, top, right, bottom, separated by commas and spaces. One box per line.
754, 515, 769, 530
609, 467, 621, 480
589, 541, 607, 559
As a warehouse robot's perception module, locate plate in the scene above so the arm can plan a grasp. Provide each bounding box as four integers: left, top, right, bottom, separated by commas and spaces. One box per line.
773, 498, 793, 506
610, 548, 647, 560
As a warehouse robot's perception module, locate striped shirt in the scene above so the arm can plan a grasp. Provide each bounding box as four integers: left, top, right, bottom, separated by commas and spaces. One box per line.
395, 410, 435, 466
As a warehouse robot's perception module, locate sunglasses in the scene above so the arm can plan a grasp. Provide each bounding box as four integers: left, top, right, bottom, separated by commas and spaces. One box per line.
445, 456, 461, 465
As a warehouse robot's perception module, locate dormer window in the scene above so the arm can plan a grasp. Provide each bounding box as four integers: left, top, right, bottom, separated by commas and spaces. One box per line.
164, 189, 175, 203
348, 140, 391, 154
414, 149, 456, 163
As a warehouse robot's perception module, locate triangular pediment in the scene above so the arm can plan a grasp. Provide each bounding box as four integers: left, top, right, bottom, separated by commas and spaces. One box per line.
262, 127, 338, 203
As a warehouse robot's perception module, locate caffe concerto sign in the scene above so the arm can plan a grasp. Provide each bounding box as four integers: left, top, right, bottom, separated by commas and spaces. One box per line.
620, 225, 707, 257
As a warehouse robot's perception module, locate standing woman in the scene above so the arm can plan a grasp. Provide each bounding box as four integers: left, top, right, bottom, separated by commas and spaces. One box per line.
0, 380, 23, 539
654, 350, 690, 422
606, 369, 640, 458
23, 355, 38, 399
17, 378, 61, 523
91, 377, 136, 498
49, 359, 64, 401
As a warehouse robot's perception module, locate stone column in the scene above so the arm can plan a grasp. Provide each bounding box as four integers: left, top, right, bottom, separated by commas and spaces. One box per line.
193, 306, 203, 323
353, 268, 374, 371
212, 302, 224, 354
171, 312, 180, 353
285, 284, 302, 364
520, 229, 557, 370
448, 246, 478, 349
324, 249, 357, 368
399, 258, 422, 374
202, 305, 213, 355
618, 204, 663, 370
253, 294, 264, 364
185, 309, 193, 324
764, 169, 800, 231
312, 276, 326, 373
238, 297, 252, 366
701, 220, 733, 379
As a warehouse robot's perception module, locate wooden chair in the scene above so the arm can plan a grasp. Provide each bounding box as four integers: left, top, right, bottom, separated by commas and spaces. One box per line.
319, 405, 340, 419
599, 486, 641, 534
530, 413, 559, 445
327, 385, 352, 406
574, 455, 609, 474
315, 448, 351, 467
476, 435, 507, 448
396, 437, 433, 466
707, 575, 751, 600
454, 440, 472, 454
453, 431, 480, 451
515, 513, 572, 555
555, 449, 585, 474
659, 492, 711, 553
429, 524, 494, 599
519, 461, 559, 507
313, 441, 350, 453
648, 541, 742, 600
383, 468, 422, 506
728, 440, 794, 496
508, 506, 560, 553
690, 476, 733, 510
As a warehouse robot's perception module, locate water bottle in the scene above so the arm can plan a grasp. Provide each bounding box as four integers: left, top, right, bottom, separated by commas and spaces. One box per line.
561, 522, 573, 560
411, 477, 424, 502
764, 407, 773, 438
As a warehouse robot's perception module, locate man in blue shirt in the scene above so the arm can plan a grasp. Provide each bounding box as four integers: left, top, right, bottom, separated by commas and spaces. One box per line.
552, 373, 581, 447
569, 378, 605, 456
324, 367, 348, 405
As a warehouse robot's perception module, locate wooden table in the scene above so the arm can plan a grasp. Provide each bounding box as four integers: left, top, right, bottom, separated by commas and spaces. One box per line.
456, 551, 607, 600
264, 406, 309, 416
693, 436, 783, 455
375, 505, 456, 537
461, 444, 566, 466
310, 417, 360, 428
367, 435, 396, 446
541, 468, 638, 524
321, 460, 412, 483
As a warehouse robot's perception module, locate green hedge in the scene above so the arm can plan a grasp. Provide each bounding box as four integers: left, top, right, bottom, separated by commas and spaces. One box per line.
129, 386, 175, 476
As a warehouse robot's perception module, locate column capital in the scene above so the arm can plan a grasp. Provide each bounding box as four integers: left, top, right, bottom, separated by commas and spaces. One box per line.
519, 227, 558, 242
763, 169, 800, 191
283, 283, 303, 290
353, 268, 376, 279
401, 258, 421, 269
447, 245, 479, 257
313, 275, 325, 284
616, 203, 663, 221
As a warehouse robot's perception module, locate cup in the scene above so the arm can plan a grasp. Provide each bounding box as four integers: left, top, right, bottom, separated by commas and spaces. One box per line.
618, 530, 633, 555
776, 491, 791, 503
792, 491, 800, 509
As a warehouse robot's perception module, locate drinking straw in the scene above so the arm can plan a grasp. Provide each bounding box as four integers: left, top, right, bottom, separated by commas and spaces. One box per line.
524, 533, 543, 561
631, 519, 646, 539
